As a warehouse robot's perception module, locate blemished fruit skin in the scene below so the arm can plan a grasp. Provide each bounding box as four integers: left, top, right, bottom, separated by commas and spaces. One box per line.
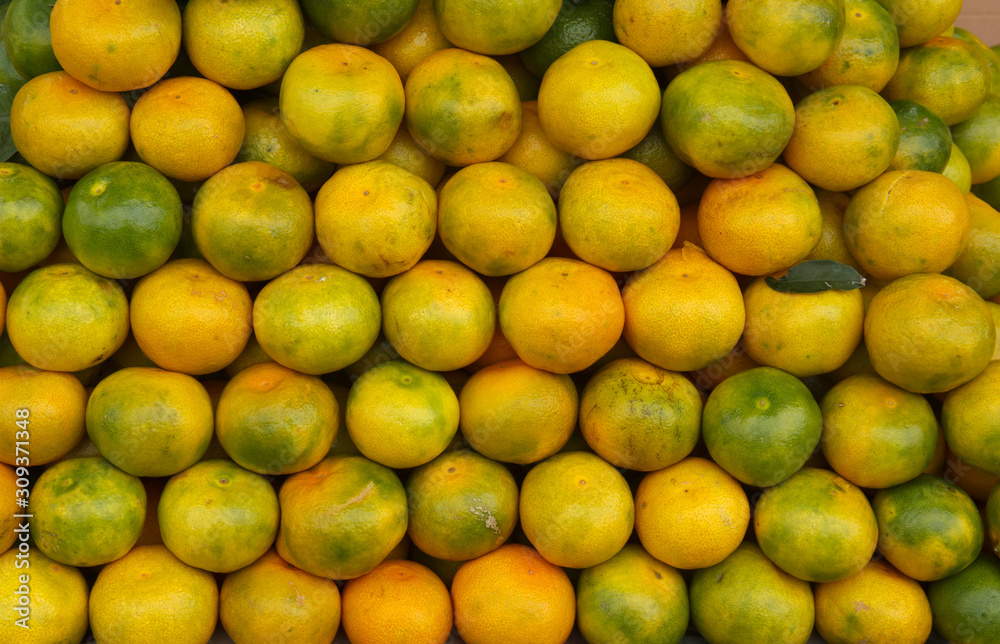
277, 455, 408, 580
405, 449, 519, 561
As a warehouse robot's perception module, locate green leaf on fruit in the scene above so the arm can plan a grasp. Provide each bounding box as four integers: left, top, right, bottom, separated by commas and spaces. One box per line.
765, 260, 866, 293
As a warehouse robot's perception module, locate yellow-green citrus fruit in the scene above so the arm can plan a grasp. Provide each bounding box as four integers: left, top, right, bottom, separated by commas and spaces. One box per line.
944, 193, 1000, 299
814, 559, 933, 644
0, 162, 63, 272
88, 545, 218, 644
689, 542, 815, 644
235, 97, 335, 192
6, 263, 129, 372
844, 170, 970, 282
29, 456, 145, 567
662, 60, 794, 179
405, 449, 519, 561
872, 0, 961, 48
192, 161, 314, 282
863, 272, 994, 394
754, 467, 879, 582
519, 451, 634, 568
820, 373, 939, 488
183, 0, 305, 90
887, 99, 953, 173
782, 84, 900, 192
537, 39, 661, 161
433, 0, 560, 55
0, 548, 88, 644
315, 160, 436, 278
942, 361, 1000, 477
873, 473, 984, 581
253, 264, 381, 375
727, 0, 846, 77
404, 48, 522, 166
881, 36, 990, 126
579, 357, 701, 471
219, 549, 342, 644
277, 455, 408, 580
437, 162, 556, 277
797, 0, 899, 93
158, 459, 280, 573
557, 158, 680, 272
346, 359, 460, 469
302, 0, 418, 45
927, 551, 1000, 644
952, 94, 1000, 186
576, 544, 689, 644
279, 44, 404, 164
215, 362, 338, 475
85, 367, 213, 477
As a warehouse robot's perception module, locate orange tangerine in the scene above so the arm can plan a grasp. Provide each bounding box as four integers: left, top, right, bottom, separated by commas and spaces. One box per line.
342, 559, 453, 644
451, 544, 575, 644
499, 257, 624, 374
130, 258, 252, 376
130, 76, 245, 182
613, 0, 722, 67
315, 161, 436, 279
459, 358, 578, 464
370, 0, 452, 83
622, 244, 745, 372
10, 71, 130, 180
635, 457, 750, 570
50, 0, 181, 92
699, 164, 822, 276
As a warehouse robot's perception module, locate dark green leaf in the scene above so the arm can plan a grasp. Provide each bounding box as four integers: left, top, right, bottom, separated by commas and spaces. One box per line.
0, 84, 15, 162
765, 260, 866, 293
